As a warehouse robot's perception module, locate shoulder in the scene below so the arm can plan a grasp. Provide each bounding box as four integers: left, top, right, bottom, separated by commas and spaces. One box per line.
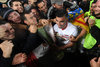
68, 22, 77, 30
53, 24, 58, 28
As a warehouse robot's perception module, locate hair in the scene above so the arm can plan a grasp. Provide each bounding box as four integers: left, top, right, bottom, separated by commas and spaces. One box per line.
9, 0, 23, 7
55, 9, 68, 17
23, 6, 38, 20
0, 20, 8, 25
92, 0, 97, 3
26, 6, 38, 13
35, 0, 43, 7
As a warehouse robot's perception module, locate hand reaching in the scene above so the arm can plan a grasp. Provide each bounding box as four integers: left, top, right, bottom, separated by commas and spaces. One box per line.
88, 18, 95, 27
90, 57, 100, 67
12, 53, 27, 65
0, 40, 14, 58
69, 35, 77, 42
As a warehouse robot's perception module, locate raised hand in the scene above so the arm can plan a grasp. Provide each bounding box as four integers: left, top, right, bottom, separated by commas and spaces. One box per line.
88, 18, 96, 27
0, 40, 14, 58
90, 57, 100, 67
12, 53, 27, 65
39, 19, 49, 26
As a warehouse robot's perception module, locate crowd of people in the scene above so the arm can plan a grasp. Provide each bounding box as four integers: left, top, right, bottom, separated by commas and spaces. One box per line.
0, 0, 100, 67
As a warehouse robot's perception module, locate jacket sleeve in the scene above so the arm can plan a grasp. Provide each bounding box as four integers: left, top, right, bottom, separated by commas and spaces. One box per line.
0, 50, 13, 67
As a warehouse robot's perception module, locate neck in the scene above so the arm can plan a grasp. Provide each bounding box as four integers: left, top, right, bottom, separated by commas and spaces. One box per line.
62, 23, 67, 30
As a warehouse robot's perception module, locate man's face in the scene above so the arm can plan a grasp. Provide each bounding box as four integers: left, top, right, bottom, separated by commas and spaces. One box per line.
90, 3, 96, 13
28, 0, 37, 4
0, 23, 15, 40
8, 11, 21, 23
11, 1, 24, 13
55, 16, 67, 29
30, 9, 39, 18
94, 1, 100, 17
37, 1, 47, 12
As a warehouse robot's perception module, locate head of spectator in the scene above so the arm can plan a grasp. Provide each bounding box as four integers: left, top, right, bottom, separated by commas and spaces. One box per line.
94, 0, 100, 18
51, 0, 63, 9
55, 9, 68, 29
28, 0, 37, 5
9, 0, 24, 13
90, 2, 96, 15
29, 6, 40, 19
35, 0, 48, 13
0, 8, 22, 23
0, 20, 15, 40
24, 6, 40, 25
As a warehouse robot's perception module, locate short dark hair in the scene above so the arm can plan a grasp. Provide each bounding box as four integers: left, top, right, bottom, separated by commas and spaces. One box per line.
0, 20, 8, 25
35, 0, 43, 7
55, 9, 68, 17
9, 0, 23, 7
93, 0, 97, 3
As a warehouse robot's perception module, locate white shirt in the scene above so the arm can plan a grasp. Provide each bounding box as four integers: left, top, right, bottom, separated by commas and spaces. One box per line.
54, 22, 78, 44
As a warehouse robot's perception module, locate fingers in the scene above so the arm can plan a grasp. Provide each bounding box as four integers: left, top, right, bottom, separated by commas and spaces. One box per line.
12, 53, 27, 65
90, 57, 97, 63
93, 57, 97, 61
88, 18, 95, 26
39, 19, 49, 26
0, 40, 14, 58
0, 40, 14, 49
98, 57, 100, 63
21, 53, 27, 62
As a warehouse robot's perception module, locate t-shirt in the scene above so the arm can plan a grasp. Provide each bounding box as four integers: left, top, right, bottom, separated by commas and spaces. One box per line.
54, 22, 78, 45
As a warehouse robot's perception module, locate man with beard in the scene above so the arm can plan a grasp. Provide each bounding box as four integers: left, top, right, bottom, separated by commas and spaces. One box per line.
9, 0, 24, 14
0, 8, 23, 24
49, 0, 89, 43
53, 9, 78, 50
35, 0, 51, 19
53, 9, 78, 67
24, 6, 40, 25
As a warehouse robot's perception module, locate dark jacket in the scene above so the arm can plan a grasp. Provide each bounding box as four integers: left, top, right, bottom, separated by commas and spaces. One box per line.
0, 25, 42, 67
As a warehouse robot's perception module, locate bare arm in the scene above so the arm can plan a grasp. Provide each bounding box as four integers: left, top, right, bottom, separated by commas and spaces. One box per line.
70, 27, 87, 42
